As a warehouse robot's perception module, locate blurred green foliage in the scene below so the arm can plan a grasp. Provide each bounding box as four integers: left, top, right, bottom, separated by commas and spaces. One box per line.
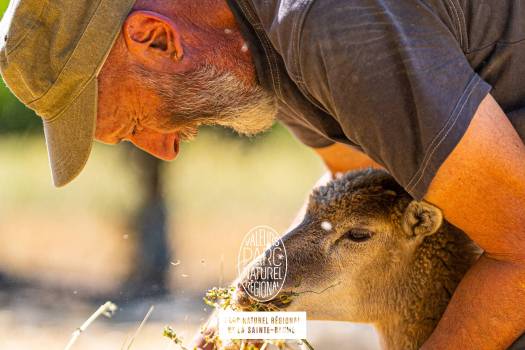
0, 0, 41, 134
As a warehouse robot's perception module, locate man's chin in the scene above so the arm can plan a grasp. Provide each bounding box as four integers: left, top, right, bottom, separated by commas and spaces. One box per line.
216, 112, 277, 137
229, 122, 276, 137
177, 125, 200, 142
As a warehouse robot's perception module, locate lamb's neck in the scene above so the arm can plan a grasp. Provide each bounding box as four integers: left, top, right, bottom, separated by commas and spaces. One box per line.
375, 279, 448, 350
376, 227, 478, 350
376, 316, 437, 350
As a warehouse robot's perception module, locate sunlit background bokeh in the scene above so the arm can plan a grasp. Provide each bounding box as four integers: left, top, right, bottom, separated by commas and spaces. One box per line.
0, 1, 379, 349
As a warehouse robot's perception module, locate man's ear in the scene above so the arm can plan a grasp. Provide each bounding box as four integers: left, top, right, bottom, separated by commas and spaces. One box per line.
123, 10, 183, 70
402, 200, 443, 239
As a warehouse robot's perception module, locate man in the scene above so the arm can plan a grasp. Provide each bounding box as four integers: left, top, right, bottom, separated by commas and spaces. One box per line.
1, 0, 525, 348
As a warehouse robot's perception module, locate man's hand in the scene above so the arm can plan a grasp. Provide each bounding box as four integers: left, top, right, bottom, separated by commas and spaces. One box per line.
422, 94, 525, 349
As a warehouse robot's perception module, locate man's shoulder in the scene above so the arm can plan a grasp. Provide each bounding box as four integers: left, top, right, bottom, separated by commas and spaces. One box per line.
248, 0, 456, 75
246, 0, 315, 79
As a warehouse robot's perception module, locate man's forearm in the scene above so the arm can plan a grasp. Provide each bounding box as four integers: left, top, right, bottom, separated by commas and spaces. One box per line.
314, 143, 383, 176
422, 254, 525, 349
424, 94, 525, 348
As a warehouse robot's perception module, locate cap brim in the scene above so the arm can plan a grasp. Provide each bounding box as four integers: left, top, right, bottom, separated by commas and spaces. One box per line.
43, 79, 97, 187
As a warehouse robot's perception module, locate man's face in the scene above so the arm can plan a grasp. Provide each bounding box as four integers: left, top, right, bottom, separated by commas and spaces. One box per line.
95, 5, 277, 160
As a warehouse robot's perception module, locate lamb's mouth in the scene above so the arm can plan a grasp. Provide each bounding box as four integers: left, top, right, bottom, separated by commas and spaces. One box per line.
260, 292, 298, 310
235, 289, 298, 311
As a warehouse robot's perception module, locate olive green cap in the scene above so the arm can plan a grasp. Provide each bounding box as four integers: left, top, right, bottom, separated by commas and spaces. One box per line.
0, 0, 135, 186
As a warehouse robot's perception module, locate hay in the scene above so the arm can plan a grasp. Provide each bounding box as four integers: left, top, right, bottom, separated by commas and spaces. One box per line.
163, 287, 313, 350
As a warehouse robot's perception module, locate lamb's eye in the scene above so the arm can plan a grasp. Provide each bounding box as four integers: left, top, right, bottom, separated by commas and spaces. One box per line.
345, 229, 373, 243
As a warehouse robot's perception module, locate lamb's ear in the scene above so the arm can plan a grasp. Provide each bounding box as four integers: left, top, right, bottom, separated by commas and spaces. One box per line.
402, 200, 443, 239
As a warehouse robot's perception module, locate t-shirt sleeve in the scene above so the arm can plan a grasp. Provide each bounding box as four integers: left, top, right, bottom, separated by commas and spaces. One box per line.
298, 0, 492, 200
276, 107, 335, 148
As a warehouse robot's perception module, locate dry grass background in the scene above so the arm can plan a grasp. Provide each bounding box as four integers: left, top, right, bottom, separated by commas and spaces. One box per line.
0, 127, 324, 292
0, 127, 380, 349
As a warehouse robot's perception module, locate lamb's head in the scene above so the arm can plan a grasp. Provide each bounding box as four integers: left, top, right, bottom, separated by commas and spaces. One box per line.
236, 169, 478, 328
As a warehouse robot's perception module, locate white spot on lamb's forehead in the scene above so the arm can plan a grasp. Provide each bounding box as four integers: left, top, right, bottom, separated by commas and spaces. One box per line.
321, 221, 333, 231
241, 43, 249, 52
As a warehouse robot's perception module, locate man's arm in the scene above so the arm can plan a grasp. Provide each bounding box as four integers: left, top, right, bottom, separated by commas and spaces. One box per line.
314, 143, 383, 175
421, 94, 525, 349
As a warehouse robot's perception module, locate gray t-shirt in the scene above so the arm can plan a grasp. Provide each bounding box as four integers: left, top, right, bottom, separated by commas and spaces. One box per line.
227, 0, 525, 200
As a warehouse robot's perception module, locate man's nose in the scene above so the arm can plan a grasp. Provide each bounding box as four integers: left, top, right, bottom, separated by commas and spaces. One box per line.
126, 127, 179, 161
